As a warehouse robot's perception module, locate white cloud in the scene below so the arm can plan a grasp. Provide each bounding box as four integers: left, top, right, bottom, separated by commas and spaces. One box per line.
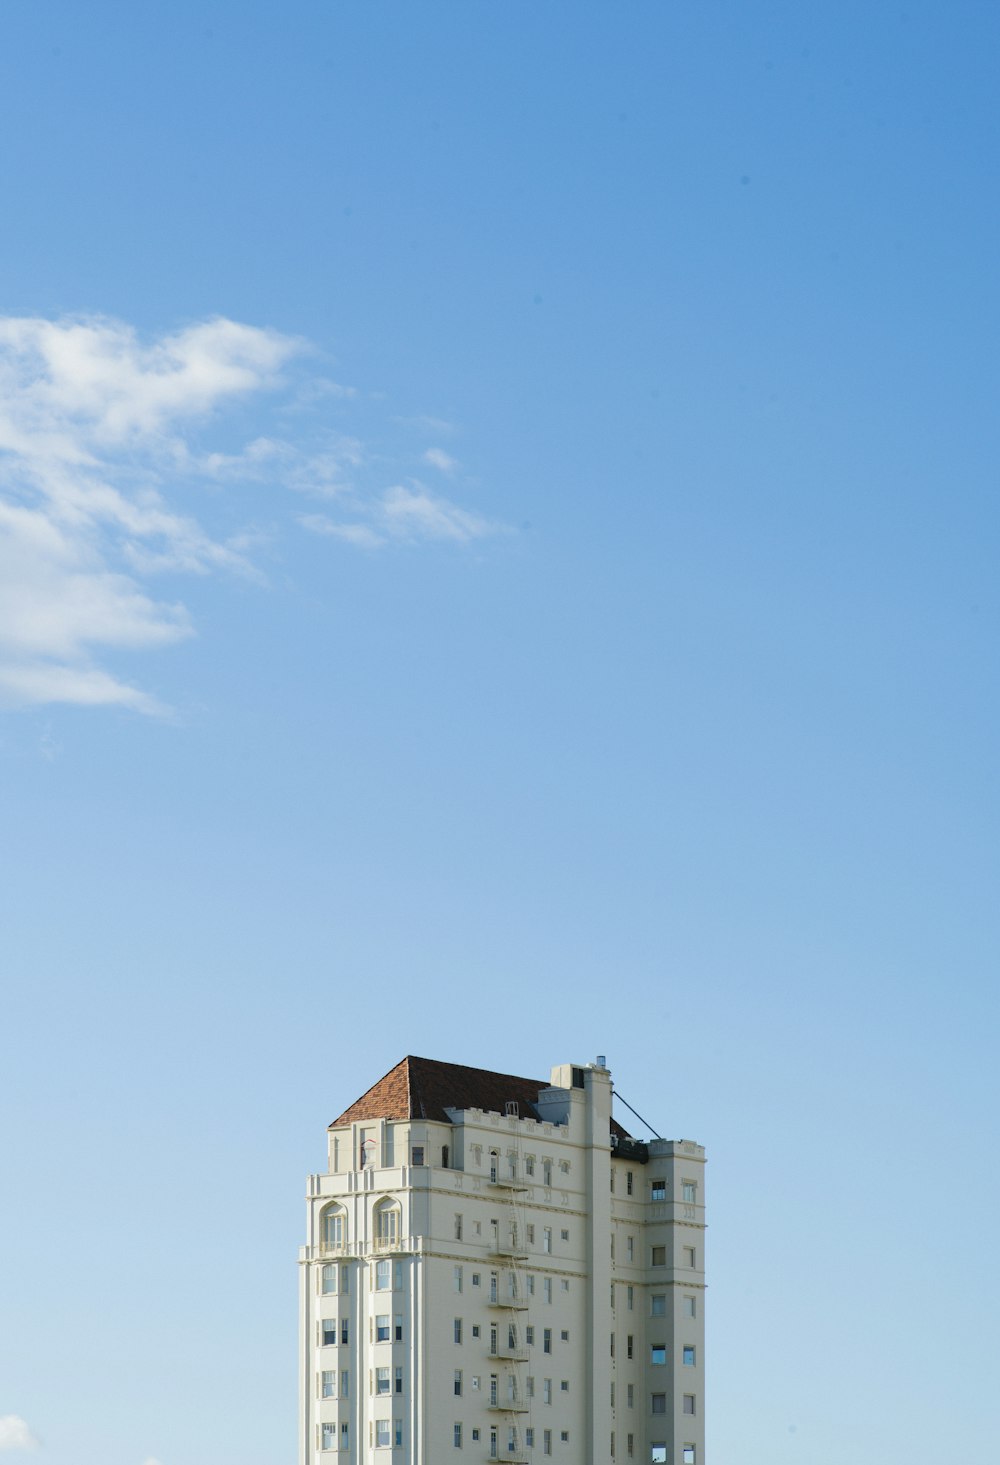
0, 1415, 38, 1451
423, 447, 458, 473
299, 485, 501, 548
0, 312, 506, 714
380, 485, 498, 543
140, 1457, 165, 1465
0, 314, 299, 712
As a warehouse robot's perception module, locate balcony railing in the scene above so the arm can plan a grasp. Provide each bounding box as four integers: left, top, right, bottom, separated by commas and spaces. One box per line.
489, 1346, 530, 1362
490, 1241, 528, 1260
313, 1237, 417, 1260
487, 1400, 529, 1414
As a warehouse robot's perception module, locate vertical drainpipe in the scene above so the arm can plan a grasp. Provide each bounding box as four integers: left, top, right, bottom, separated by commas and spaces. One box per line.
585, 1064, 613, 1465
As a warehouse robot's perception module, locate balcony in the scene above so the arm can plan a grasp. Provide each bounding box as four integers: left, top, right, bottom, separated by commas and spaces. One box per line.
489, 1347, 529, 1363
487, 1400, 529, 1414
490, 1241, 528, 1260
487, 1174, 529, 1192
487, 1294, 528, 1311
487, 1452, 529, 1464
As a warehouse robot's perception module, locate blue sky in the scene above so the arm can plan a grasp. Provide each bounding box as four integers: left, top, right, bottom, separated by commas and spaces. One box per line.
1, 3, 998, 1463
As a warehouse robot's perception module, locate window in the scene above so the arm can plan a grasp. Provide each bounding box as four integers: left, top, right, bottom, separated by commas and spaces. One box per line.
375, 1366, 390, 1395
394, 1314, 403, 1341
321, 1318, 337, 1346
610, 1383, 615, 1407
525, 1155, 535, 1176
560, 1229, 569, 1241
526, 1428, 535, 1448
321, 1370, 336, 1398
684, 1246, 696, 1269
342, 1318, 350, 1344
626, 1237, 634, 1262
560, 1158, 570, 1173
651, 1179, 666, 1201
454, 1266, 463, 1293
340, 1423, 349, 1450
321, 1206, 345, 1249
626, 1170, 633, 1195
543, 1430, 552, 1456
684, 1295, 697, 1319
375, 1203, 399, 1246
544, 1278, 552, 1304
526, 1326, 534, 1346
627, 1335, 633, 1359
560, 1330, 569, 1342
543, 1227, 552, 1254
651, 1394, 666, 1414
376, 1259, 391, 1291
683, 1181, 697, 1203
455, 1214, 463, 1240
651, 1447, 667, 1464
340, 1370, 349, 1397
395, 1366, 403, 1394
454, 1370, 463, 1397
683, 1345, 696, 1366
526, 1376, 535, 1398
561, 1279, 570, 1292
527, 1275, 535, 1296
454, 1319, 462, 1344
684, 1395, 696, 1415
543, 1328, 552, 1354
651, 1294, 665, 1316
471, 1428, 479, 1442
376, 1314, 390, 1341
560, 1380, 569, 1393
543, 1378, 552, 1404
526, 1224, 535, 1244
627, 1384, 634, 1408
411, 1145, 424, 1166
454, 1422, 463, 1448
560, 1432, 569, 1443
471, 1325, 480, 1339
394, 1420, 403, 1448
627, 1285, 634, 1311
442, 1145, 450, 1168
489, 1149, 500, 1183
683, 1449, 696, 1465
651, 1345, 666, 1366
651, 1247, 666, 1267
375, 1417, 391, 1447
472, 1272, 481, 1288
321, 1263, 338, 1294
543, 1160, 552, 1186
321, 1423, 336, 1451
628, 1434, 634, 1458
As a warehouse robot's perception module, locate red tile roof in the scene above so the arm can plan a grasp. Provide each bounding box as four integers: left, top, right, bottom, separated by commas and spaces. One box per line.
330, 1055, 630, 1138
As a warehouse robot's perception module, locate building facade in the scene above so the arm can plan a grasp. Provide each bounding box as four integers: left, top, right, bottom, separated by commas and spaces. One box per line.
299, 1056, 706, 1465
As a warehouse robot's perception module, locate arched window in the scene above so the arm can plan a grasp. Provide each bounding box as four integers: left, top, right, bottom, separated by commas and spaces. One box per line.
320, 1204, 346, 1252
489, 1149, 499, 1184
374, 1198, 400, 1248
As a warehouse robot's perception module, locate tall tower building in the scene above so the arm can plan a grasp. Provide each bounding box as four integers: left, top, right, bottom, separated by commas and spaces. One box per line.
299, 1056, 706, 1465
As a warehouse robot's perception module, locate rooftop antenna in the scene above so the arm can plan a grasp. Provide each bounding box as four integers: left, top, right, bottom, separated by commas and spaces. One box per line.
612, 1087, 664, 1140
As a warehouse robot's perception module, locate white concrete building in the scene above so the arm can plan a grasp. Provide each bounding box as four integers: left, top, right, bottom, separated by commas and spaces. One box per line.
299, 1056, 705, 1465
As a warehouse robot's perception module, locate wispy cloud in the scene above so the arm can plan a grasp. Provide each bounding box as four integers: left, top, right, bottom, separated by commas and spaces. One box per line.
0, 314, 298, 712
301, 483, 502, 549
0, 313, 506, 714
423, 447, 458, 473
0, 1416, 38, 1451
